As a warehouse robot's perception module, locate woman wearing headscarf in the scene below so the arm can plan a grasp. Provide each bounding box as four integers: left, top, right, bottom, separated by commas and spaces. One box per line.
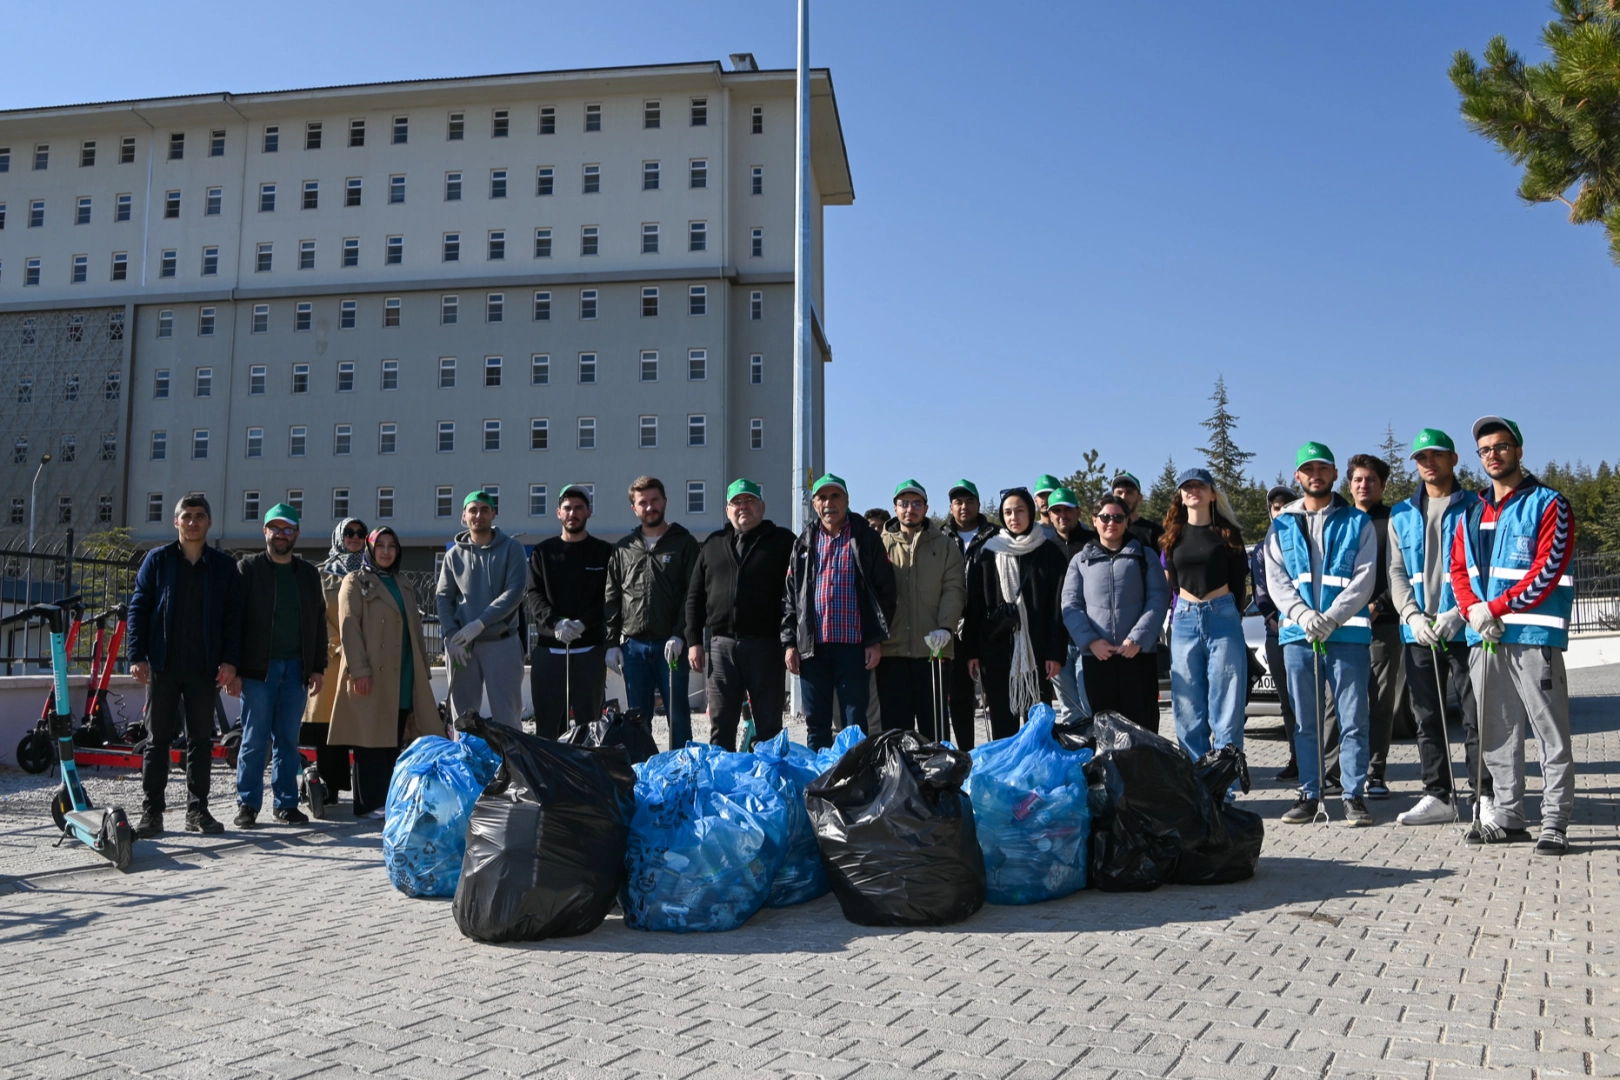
300, 517, 368, 811
329, 527, 442, 818
1161, 468, 1250, 769
962, 487, 1070, 741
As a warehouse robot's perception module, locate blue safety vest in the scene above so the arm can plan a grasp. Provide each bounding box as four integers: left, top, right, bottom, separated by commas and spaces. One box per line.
1390, 487, 1470, 644
1273, 498, 1373, 646
1459, 480, 1575, 649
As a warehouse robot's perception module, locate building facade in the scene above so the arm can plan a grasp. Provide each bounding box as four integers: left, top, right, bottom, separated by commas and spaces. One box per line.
0, 60, 851, 557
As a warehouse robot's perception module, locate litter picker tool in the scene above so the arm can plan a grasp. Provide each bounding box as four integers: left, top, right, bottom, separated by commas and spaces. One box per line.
929, 646, 945, 745
1311, 639, 1330, 824
1471, 640, 1505, 843
1430, 637, 1462, 825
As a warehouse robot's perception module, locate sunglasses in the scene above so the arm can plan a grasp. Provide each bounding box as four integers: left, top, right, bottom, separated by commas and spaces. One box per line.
342, 528, 367, 539
1096, 513, 1127, 524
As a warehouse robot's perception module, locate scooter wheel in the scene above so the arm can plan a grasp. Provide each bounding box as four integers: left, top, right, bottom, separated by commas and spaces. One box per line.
302, 766, 326, 821
107, 807, 134, 872
16, 731, 52, 774
50, 784, 70, 832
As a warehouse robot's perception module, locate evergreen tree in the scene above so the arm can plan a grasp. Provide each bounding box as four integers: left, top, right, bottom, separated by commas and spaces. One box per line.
1452, 1, 1620, 262
1197, 376, 1267, 537
1062, 449, 1111, 513
1381, 424, 1417, 502
1143, 457, 1179, 526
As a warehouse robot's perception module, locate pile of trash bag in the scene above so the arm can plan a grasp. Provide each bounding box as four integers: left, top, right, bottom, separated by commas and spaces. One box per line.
621, 743, 790, 932
967, 704, 1093, 905
752, 730, 830, 907
451, 715, 637, 943
558, 704, 660, 765
806, 728, 985, 926
1083, 712, 1262, 892
383, 733, 501, 897
814, 725, 866, 773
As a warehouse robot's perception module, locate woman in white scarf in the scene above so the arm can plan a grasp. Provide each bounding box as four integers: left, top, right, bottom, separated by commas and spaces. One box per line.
963, 488, 1072, 742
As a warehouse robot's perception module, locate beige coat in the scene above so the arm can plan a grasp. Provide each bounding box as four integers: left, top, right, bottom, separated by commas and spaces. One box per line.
328, 569, 443, 748
302, 574, 345, 725
880, 519, 967, 659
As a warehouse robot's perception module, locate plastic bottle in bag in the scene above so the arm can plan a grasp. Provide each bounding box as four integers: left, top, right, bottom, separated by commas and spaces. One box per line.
752, 729, 830, 907
383, 734, 501, 898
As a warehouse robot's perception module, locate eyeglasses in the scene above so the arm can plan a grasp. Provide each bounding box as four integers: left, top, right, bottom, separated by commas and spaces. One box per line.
265, 524, 298, 536
1096, 513, 1127, 524
895, 498, 926, 510
1477, 443, 1515, 459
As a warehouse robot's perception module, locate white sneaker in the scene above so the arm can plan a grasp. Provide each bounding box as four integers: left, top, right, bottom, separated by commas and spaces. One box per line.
1396, 794, 1455, 826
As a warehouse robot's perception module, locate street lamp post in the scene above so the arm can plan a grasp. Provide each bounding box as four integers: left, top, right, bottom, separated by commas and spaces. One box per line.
791, 0, 813, 533
28, 453, 51, 550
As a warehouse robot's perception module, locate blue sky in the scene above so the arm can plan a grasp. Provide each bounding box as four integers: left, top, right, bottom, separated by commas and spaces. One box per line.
6, 1, 1614, 512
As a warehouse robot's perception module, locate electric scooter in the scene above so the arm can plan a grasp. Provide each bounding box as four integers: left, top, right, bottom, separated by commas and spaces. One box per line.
3, 598, 135, 870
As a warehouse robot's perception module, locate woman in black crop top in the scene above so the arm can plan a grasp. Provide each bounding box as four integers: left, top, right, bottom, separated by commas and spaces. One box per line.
1161, 468, 1249, 781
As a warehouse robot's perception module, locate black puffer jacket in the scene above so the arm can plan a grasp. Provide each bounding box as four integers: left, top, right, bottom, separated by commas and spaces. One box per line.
781, 514, 897, 655
686, 519, 796, 641
961, 535, 1070, 666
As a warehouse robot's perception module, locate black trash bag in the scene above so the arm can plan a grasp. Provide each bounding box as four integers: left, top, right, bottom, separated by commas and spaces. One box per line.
558, 705, 659, 764
1083, 711, 1262, 891
451, 713, 637, 943
805, 728, 986, 926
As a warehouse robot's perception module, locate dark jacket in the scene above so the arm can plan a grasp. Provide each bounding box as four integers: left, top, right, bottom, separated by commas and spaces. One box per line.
236, 552, 328, 682
528, 535, 614, 648
942, 516, 998, 571
1248, 542, 1281, 633
781, 514, 897, 655
1366, 503, 1397, 624
605, 523, 701, 645
686, 519, 796, 642
1128, 517, 1166, 554
128, 542, 245, 675
1051, 525, 1099, 566
962, 535, 1070, 666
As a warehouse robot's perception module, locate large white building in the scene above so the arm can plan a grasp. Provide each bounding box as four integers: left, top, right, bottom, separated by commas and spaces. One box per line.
0, 59, 851, 561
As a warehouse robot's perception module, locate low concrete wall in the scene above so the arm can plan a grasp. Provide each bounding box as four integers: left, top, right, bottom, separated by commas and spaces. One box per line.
1566, 632, 1620, 671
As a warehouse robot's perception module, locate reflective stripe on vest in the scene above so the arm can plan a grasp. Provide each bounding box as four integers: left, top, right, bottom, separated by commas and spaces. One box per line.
1274, 503, 1373, 646
1461, 484, 1574, 649
1391, 491, 1469, 644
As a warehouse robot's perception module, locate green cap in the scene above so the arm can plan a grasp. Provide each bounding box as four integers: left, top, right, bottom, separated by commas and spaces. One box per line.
1472, 415, 1523, 447
1409, 428, 1455, 457
810, 473, 847, 497
463, 489, 498, 511
727, 478, 763, 503
1033, 474, 1063, 497
1295, 441, 1335, 469
1110, 471, 1142, 492
1046, 487, 1079, 509
947, 479, 979, 500
557, 483, 593, 506
263, 502, 300, 526
892, 478, 927, 501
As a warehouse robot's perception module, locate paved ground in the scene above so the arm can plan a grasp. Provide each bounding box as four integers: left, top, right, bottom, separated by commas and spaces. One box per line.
1, 667, 1618, 1080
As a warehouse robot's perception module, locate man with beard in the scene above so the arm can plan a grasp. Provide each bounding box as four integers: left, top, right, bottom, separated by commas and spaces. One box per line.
940, 480, 997, 748
528, 484, 613, 737
436, 490, 528, 729
686, 479, 796, 749
1264, 443, 1378, 828
877, 480, 965, 740
604, 477, 700, 749
1111, 471, 1166, 553
1451, 417, 1576, 855
231, 504, 327, 827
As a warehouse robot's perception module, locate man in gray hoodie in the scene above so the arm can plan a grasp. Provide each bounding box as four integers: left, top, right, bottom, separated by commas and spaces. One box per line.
436, 490, 529, 728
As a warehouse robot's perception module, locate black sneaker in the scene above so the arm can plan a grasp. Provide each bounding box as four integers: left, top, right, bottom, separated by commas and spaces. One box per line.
186, 808, 224, 835
1276, 760, 1299, 781
1281, 798, 1319, 825
133, 810, 163, 838
1534, 827, 1568, 856
1344, 799, 1374, 827
1365, 777, 1390, 800
233, 805, 258, 829
1323, 775, 1344, 796
273, 806, 309, 825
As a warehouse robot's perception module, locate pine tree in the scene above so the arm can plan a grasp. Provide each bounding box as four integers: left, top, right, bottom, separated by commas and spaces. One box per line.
1197, 376, 1267, 537
1452, 1, 1620, 263
1062, 449, 1111, 513
1381, 424, 1417, 502
1143, 457, 1179, 526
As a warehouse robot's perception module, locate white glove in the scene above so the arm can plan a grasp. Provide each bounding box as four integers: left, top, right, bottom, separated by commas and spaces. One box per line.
664, 637, 683, 665
1404, 612, 1439, 648
554, 619, 585, 645
445, 637, 469, 668
1299, 611, 1337, 644
924, 629, 952, 654
604, 647, 623, 674
1434, 608, 1465, 642
448, 619, 485, 650
1466, 603, 1504, 641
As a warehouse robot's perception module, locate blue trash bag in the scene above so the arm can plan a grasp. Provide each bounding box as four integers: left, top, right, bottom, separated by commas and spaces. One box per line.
967, 704, 1094, 905
383, 734, 501, 897
622, 743, 790, 932
814, 725, 866, 774
752, 730, 830, 907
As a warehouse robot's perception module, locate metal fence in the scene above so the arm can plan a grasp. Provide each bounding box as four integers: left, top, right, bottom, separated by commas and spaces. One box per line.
1571, 552, 1620, 633
0, 535, 142, 674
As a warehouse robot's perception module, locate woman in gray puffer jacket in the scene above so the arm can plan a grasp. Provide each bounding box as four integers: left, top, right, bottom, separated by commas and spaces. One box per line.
1060, 494, 1170, 730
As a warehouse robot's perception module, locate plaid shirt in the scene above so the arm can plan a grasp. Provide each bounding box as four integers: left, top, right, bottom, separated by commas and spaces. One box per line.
813, 520, 862, 644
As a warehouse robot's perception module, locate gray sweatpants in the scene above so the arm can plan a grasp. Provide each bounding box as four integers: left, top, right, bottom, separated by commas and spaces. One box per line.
1472, 643, 1574, 832
449, 633, 525, 730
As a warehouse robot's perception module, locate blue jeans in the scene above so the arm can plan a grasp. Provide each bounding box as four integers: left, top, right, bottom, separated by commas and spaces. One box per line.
623, 637, 692, 749
1053, 643, 1092, 723
800, 642, 868, 752
1283, 640, 1371, 801
1170, 594, 1246, 763
237, 659, 308, 811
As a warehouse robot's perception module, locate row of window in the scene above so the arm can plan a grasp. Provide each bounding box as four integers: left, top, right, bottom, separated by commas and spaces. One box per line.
142, 477, 716, 528
7, 313, 124, 348
13, 370, 120, 404
145, 412, 761, 460
5, 494, 114, 527
9, 433, 117, 465
145, 288, 762, 338
0, 160, 758, 235
148, 350, 765, 398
